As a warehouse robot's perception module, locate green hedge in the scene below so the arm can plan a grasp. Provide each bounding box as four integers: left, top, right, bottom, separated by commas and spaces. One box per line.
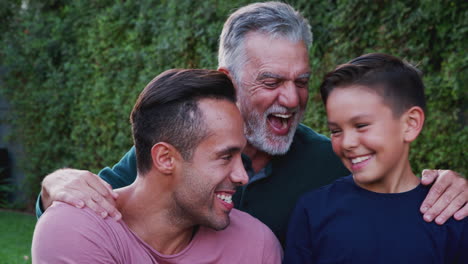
1, 0, 466, 207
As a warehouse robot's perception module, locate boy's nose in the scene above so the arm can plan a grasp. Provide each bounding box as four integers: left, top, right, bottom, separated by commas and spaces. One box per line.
342, 131, 359, 150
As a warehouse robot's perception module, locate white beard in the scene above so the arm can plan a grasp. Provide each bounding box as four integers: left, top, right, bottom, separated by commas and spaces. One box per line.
240, 101, 303, 155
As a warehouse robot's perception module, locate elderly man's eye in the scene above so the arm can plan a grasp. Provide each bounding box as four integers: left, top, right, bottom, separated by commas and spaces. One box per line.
295, 80, 309, 88
264, 81, 279, 88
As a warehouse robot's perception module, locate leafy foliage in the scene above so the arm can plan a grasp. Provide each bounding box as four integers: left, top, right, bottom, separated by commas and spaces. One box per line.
1, 0, 466, 207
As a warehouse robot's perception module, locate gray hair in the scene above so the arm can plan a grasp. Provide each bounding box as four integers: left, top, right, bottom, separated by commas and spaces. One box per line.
218, 1, 313, 84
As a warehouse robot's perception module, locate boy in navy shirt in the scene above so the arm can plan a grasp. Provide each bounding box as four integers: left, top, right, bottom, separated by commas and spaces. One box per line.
284, 53, 467, 263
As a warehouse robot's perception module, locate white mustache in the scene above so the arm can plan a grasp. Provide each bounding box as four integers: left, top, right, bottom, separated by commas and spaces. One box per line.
264, 104, 299, 116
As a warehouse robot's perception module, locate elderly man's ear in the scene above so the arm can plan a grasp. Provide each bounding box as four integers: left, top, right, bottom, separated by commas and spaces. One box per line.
151, 143, 180, 175
218, 67, 234, 82
217, 67, 229, 75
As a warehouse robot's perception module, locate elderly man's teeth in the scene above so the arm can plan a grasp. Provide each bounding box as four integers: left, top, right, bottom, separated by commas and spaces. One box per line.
216, 194, 232, 204
271, 114, 291, 129
351, 155, 371, 164
272, 113, 291, 119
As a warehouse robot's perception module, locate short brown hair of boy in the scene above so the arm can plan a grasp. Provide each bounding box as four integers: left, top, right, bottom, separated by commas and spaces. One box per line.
319, 53, 426, 117
130, 69, 237, 174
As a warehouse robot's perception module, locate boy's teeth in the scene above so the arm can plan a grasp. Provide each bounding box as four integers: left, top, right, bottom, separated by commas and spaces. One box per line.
216, 194, 232, 204
351, 155, 371, 164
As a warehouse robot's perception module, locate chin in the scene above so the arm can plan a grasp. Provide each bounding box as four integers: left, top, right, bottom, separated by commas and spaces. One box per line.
208, 218, 230, 231
353, 173, 384, 186
260, 134, 294, 155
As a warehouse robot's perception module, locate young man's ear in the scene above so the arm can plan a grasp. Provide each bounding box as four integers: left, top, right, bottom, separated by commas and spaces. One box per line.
402, 106, 425, 143
150, 143, 181, 174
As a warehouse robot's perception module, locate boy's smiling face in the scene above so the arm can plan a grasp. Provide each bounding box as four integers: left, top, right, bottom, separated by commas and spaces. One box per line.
326, 85, 412, 192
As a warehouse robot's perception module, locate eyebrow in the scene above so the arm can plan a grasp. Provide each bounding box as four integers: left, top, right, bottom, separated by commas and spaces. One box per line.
327, 114, 374, 126
297, 72, 311, 79
257, 72, 283, 80
257, 72, 311, 80
215, 146, 243, 156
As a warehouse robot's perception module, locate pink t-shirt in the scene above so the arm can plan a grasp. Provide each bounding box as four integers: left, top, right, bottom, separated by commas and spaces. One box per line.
32, 202, 282, 263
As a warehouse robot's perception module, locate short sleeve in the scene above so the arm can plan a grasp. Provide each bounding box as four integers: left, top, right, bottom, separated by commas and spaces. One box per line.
32, 202, 119, 263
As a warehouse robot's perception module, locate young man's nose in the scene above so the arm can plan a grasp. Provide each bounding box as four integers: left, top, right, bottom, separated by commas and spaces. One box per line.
230, 156, 249, 186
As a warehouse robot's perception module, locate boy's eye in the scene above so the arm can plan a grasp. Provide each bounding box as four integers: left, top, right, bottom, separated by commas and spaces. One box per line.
330, 129, 342, 135
356, 124, 368, 129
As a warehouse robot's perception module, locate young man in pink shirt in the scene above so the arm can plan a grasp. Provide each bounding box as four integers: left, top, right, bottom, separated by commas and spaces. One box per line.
32, 69, 282, 263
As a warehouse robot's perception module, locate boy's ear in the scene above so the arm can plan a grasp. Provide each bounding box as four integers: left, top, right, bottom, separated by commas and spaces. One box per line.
150, 143, 181, 174
402, 106, 425, 143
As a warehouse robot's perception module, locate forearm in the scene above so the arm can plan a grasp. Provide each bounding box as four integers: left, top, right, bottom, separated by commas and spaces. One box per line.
35, 193, 45, 219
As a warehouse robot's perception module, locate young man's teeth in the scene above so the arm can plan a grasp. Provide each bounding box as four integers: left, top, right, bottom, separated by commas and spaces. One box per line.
216, 194, 232, 204
351, 155, 371, 164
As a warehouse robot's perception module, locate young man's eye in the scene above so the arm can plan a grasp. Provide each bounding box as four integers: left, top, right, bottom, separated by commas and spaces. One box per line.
222, 155, 233, 161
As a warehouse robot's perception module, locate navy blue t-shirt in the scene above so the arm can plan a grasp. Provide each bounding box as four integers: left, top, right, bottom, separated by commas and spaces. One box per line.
284, 175, 468, 264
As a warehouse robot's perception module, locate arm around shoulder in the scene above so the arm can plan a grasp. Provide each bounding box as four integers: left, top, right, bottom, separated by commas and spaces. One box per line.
32, 202, 117, 263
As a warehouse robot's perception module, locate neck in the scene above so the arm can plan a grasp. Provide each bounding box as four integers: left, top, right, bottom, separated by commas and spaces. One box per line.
116, 176, 195, 255
355, 159, 420, 193
243, 143, 272, 173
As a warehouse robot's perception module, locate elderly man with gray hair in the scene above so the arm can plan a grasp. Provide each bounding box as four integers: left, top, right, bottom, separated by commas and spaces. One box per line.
37, 1, 468, 248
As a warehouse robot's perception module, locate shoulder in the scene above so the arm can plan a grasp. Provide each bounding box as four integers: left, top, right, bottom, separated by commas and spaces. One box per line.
32, 202, 123, 263
228, 210, 282, 261
190, 210, 282, 263
296, 175, 354, 208
228, 209, 278, 239
34, 201, 107, 232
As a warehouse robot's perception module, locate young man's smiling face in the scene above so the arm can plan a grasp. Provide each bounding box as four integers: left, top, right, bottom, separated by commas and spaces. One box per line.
172, 98, 248, 230
235, 32, 310, 155
326, 85, 411, 192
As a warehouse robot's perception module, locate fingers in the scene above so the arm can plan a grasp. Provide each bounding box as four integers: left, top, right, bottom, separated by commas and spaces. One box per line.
420, 169, 439, 185
454, 203, 468, 220
420, 170, 450, 214
53, 189, 85, 209
433, 191, 468, 224
83, 173, 118, 202
80, 173, 121, 220
45, 169, 122, 221
421, 170, 467, 224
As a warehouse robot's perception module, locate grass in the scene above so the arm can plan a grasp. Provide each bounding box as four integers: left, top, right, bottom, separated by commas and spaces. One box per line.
0, 210, 36, 264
